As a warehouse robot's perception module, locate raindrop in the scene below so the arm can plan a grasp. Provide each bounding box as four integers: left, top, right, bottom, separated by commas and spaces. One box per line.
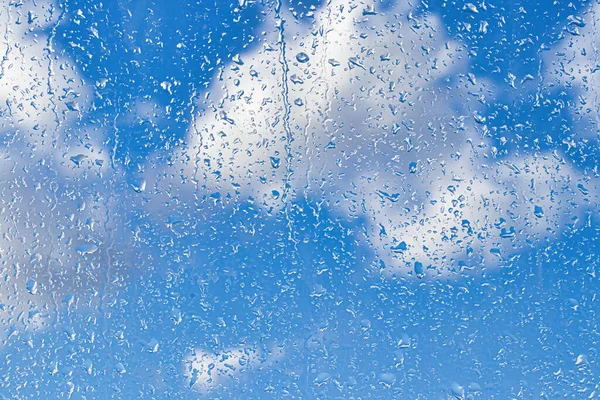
26, 280, 38, 295
131, 178, 146, 193
409, 161, 417, 173
270, 156, 281, 169
464, 3, 478, 13
115, 363, 126, 374
414, 262, 425, 278
75, 243, 99, 255
70, 154, 88, 166
314, 373, 331, 386
296, 52, 310, 63
378, 373, 396, 387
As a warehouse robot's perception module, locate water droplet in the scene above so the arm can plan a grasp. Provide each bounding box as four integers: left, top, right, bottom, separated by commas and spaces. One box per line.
131, 178, 146, 193
377, 190, 400, 203
65, 101, 80, 111
414, 262, 425, 278
232, 54, 244, 65
500, 227, 516, 238
450, 382, 465, 399
348, 57, 366, 70
26, 279, 38, 295
391, 241, 408, 253
467, 73, 477, 85
270, 156, 280, 169
314, 372, 331, 385
378, 373, 396, 386
473, 112, 486, 124
398, 333, 411, 348
409, 161, 417, 173
75, 243, 99, 255
464, 3, 478, 13
70, 154, 87, 166
578, 183, 589, 195
328, 58, 340, 67
534, 205, 544, 218
147, 338, 159, 353
290, 74, 304, 84
363, 5, 377, 15
568, 15, 586, 27
64, 326, 76, 341
115, 363, 126, 374
84, 359, 93, 375
296, 52, 310, 63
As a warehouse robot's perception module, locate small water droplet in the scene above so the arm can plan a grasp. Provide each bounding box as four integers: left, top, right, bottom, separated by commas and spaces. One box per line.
70, 154, 87, 166
578, 183, 589, 195
348, 57, 366, 70
398, 333, 411, 348
414, 262, 425, 278
115, 363, 126, 374
314, 372, 331, 385
378, 373, 396, 387
391, 241, 408, 253
26, 279, 38, 295
450, 382, 465, 399
408, 161, 417, 173
467, 73, 477, 85
290, 74, 304, 84
232, 54, 244, 65
270, 156, 281, 169
131, 178, 146, 193
464, 3, 478, 13
363, 5, 377, 15
75, 243, 98, 255
65, 101, 80, 111
147, 338, 159, 353
473, 112, 486, 124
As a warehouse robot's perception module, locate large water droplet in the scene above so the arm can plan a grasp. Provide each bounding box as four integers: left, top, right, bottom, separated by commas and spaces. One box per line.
296, 52, 310, 63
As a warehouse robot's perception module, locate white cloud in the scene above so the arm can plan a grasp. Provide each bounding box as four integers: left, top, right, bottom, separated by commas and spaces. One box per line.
363, 150, 596, 278
544, 5, 600, 125
0, 0, 92, 153
0, 0, 116, 342
183, 345, 284, 393
146, 0, 597, 278
174, 0, 468, 208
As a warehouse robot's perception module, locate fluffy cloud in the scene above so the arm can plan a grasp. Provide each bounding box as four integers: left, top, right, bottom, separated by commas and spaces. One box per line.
153, 0, 597, 277
0, 0, 91, 152
544, 5, 600, 125
0, 0, 115, 341
183, 345, 284, 393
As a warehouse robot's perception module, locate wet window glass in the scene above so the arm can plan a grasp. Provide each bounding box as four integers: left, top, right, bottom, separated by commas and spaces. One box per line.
0, 0, 598, 398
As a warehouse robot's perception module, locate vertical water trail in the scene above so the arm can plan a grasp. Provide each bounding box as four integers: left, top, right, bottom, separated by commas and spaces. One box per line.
190, 87, 207, 229
46, 0, 66, 327
275, 0, 296, 244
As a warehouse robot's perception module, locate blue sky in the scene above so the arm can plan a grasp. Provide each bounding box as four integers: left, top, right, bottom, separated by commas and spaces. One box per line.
0, 0, 599, 398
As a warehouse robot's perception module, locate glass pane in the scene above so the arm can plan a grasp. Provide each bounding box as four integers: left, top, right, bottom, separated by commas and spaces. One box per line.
0, 0, 598, 398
